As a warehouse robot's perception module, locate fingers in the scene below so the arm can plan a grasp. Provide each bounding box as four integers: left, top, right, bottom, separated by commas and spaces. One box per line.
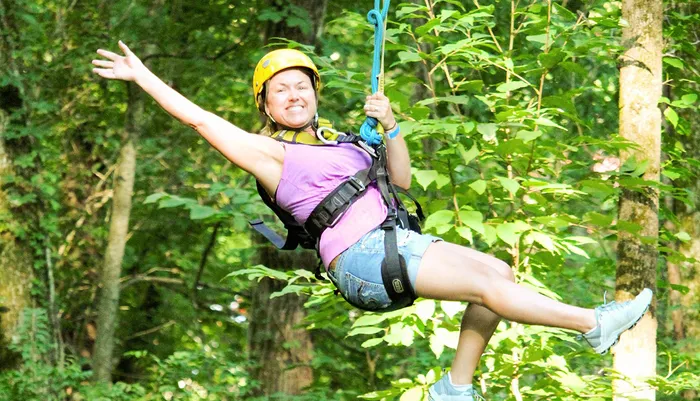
364, 93, 396, 130
96, 48, 121, 61
91, 59, 114, 68
118, 40, 134, 56
363, 102, 387, 116
92, 68, 117, 79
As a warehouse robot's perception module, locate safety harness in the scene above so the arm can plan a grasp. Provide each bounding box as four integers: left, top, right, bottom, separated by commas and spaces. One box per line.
249, 0, 422, 308
249, 122, 424, 309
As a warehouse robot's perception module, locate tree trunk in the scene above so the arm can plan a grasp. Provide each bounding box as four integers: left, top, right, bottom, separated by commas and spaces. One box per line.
614, 1, 662, 400
93, 83, 142, 383
246, 0, 328, 395
248, 247, 317, 397
0, 109, 33, 369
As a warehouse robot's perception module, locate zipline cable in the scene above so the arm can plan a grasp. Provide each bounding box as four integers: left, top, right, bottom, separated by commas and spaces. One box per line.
359, 0, 390, 146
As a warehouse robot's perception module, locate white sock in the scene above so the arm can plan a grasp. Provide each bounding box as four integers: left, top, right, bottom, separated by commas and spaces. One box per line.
448, 372, 473, 390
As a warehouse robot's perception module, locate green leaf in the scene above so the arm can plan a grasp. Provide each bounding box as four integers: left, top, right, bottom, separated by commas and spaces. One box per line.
414, 300, 435, 324
538, 49, 565, 69
535, 117, 565, 130
482, 225, 498, 246
144, 192, 168, 204
477, 123, 498, 141
416, 18, 441, 36
675, 231, 691, 242
353, 314, 388, 327
457, 143, 479, 164
415, 170, 439, 190
496, 81, 529, 93
496, 223, 519, 247
617, 220, 643, 234
661, 169, 681, 180
429, 334, 444, 359
400, 387, 424, 401
515, 130, 542, 143
270, 284, 305, 298
435, 174, 450, 189
460, 80, 484, 93
526, 34, 549, 44
424, 210, 454, 231
225, 265, 290, 281
158, 197, 190, 209
565, 236, 599, 245
663, 57, 684, 69
440, 301, 464, 319
497, 177, 520, 196
455, 226, 473, 244
434, 328, 459, 349
348, 327, 384, 336
458, 210, 484, 235
560, 61, 588, 76
398, 51, 422, 63
680, 93, 697, 105
469, 179, 487, 194
189, 204, 217, 220
664, 107, 679, 128
528, 232, 558, 253
496, 221, 530, 247
552, 3, 577, 21
361, 338, 384, 348
443, 95, 470, 105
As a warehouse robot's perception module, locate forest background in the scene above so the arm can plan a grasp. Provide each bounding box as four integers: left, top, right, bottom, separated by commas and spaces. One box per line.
0, 0, 698, 400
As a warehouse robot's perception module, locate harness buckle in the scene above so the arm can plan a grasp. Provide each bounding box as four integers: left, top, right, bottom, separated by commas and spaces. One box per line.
381, 210, 398, 230
348, 176, 366, 192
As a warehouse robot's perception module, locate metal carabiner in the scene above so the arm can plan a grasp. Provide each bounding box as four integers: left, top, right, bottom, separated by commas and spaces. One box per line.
316, 126, 342, 145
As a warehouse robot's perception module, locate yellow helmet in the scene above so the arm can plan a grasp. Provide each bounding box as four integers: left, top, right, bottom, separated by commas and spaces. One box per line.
253, 49, 320, 110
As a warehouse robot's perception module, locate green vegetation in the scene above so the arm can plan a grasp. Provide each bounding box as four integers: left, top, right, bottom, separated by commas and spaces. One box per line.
0, 0, 697, 400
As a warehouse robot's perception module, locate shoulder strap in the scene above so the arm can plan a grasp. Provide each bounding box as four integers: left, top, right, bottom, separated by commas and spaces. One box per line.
249, 180, 316, 250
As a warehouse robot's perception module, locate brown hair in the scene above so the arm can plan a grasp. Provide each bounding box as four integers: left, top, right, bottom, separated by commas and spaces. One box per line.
256, 67, 318, 136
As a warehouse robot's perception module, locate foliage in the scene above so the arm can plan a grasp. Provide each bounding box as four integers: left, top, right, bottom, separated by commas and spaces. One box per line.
0, 0, 698, 400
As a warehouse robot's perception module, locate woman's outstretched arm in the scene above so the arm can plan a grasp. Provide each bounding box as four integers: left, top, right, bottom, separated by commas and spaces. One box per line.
92, 41, 284, 190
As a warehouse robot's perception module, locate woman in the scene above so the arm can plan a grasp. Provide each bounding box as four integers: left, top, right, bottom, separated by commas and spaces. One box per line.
92, 42, 652, 401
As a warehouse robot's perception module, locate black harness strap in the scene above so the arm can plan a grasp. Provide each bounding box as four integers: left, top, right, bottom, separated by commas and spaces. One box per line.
250, 181, 316, 250
304, 167, 372, 238
374, 146, 415, 307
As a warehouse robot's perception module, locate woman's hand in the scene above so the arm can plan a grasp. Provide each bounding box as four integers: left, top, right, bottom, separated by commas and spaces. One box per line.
363, 92, 397, 132
92, 41, 147, 82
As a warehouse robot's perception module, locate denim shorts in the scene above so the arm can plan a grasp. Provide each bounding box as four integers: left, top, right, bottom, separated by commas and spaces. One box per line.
327, 227, 441, 312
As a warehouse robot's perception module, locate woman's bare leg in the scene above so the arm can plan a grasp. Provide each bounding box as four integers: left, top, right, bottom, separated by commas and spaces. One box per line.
414, 241, 597, 385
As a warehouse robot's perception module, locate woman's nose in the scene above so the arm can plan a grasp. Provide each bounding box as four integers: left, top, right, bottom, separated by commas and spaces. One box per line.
287, 88, 299, 101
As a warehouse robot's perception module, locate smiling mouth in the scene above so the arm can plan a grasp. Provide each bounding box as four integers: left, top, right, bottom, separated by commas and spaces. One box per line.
287, 105, 304, 111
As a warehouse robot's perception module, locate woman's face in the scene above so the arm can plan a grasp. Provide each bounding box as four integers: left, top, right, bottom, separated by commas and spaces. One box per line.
265, 68, 317, 129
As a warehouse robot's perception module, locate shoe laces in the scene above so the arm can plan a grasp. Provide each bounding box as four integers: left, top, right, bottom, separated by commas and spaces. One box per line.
597, 290, 636, 316
577, 291, 621, 341
463, 387, 485, 401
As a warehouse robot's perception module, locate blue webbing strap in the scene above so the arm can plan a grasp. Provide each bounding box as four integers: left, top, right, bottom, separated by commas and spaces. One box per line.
359, 0, 390, 146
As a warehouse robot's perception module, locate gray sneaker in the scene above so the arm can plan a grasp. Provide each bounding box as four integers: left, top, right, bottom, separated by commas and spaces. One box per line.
582, 288, 653, 354
428, 374, 485, 401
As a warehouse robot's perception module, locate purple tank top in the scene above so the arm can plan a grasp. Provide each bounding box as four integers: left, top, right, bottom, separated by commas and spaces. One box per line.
274, 143, 388, 267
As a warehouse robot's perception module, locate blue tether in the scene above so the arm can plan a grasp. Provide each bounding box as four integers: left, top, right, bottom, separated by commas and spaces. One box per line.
359, 0, 390, 146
